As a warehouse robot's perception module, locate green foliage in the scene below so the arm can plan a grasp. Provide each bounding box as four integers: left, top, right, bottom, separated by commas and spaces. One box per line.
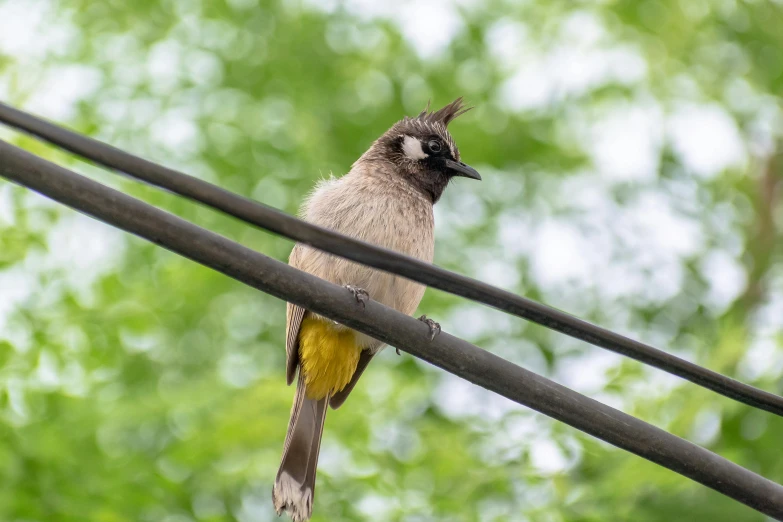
0, 0, 781, 520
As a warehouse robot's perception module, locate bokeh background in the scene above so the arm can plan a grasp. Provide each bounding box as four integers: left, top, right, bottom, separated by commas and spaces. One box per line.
1, 0, 782, 520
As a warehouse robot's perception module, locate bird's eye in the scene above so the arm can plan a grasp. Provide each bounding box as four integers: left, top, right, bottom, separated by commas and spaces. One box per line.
428, 139, 442, 153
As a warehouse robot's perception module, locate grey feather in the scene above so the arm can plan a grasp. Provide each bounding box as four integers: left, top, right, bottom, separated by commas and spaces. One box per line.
417, 96, 472, 127
284, 303, 305, 385
273, 373, 328, 522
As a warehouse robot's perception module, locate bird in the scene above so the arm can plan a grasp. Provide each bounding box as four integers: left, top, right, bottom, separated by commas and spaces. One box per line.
272, 98, 481, 521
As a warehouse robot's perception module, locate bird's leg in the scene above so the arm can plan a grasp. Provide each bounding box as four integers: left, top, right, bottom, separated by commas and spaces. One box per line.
418, 315, 441, 341
344, 285, 370, 308
396, 316, 441, 355
396, 315, 440, 355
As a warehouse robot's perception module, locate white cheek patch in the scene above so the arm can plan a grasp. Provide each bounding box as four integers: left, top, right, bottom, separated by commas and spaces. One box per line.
402, 135, 428, 160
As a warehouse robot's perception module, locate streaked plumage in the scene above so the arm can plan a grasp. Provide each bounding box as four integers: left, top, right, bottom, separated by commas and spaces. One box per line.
273, 98, 480, 522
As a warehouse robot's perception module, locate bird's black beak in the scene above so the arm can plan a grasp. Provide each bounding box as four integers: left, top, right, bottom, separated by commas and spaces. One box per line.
444, 159, 481, 180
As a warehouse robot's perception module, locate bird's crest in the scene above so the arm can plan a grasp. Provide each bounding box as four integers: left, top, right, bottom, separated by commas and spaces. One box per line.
415, 97, 472, 127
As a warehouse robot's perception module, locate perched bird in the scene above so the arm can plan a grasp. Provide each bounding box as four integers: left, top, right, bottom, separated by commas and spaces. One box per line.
272, 98, 481, 521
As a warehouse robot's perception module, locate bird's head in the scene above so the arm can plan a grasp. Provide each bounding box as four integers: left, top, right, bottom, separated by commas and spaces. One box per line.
357, 97, 481, 203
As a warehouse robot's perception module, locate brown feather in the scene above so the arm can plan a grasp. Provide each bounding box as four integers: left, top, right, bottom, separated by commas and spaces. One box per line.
285, 245, 308, 385
275, 99, 476, 520
285, 303, 306, 385
416, 97, 473, 127
273, 373, 328, 522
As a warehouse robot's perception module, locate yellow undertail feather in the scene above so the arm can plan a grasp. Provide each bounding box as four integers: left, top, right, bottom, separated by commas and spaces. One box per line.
298, 317, 361, 400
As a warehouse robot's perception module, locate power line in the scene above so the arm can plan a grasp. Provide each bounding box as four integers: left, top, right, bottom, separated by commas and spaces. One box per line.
0, 101, 781, 417
0, 139, 781, 520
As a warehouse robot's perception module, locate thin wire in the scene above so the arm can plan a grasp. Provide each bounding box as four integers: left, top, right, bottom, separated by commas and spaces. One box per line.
1, 101, 782, 417
0, 139, 781, 519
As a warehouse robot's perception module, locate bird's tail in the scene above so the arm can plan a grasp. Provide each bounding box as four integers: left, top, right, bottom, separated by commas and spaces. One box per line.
273, 372, 328, 522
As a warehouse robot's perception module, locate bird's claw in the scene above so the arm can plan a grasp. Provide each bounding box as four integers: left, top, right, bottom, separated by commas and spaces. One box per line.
345, 285, 370, 308
418, 315, 441, 341
396, 316, 440, 355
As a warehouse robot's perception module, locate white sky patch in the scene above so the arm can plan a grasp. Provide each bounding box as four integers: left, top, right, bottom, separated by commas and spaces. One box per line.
530, 219, 592, 287
147, 39, 184, 94
754, 276, 783, 333
739, 336, 783, 381
498, 58, 552, 112
44, 214, 123, 272
556, 351, 620, 394
340, 0, 464, 58
446, 304, 516, 345
746, 97, 782, 157
0, 0, 77, 59
185, 49, 224, 87
435, 374, 523, 421
0, 0, 92, 121
628, 365, 684, 403
497, 173, 709, 310
477, 258, 520, 288
630, 191, 704, 258
437, 189, 487, 233
595, 190, 702, 304
689, 408, 722, 446
529, 439, 570, 475
0, 267, 36, 335
496, 13, 647, 112
24, 65, 103, 121
496, 211, 535, 257
498, 42, 647, 113
0, 184, 15, 225
589, 101, 664, 181
149, 109, 202, 157
485, 19, 530, 72
0, 203, 125, 356
402, 135, 427, 159
42, 213, 127, 306
396, 1, 463, 58
669, 103, 746, 178
356, 494, 398, 521
551, 45, 647, 96
559, 10, 606, 47
699, 249, 747, 313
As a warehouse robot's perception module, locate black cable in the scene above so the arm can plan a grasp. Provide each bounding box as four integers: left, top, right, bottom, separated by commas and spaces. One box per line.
0, 139, 782, 520
1, 102, 782, 418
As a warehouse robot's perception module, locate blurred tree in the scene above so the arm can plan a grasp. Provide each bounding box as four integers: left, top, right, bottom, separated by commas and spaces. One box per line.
0, 0, 781, 521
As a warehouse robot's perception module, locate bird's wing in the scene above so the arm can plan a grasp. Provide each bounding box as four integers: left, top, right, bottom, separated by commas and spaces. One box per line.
328, 349, 375, 409
285, 244, 308, 385
285, 301, 306, 385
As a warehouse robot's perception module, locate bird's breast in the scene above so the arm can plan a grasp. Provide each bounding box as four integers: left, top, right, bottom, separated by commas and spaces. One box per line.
296, 175, 435, 342
331, 192, 433, 314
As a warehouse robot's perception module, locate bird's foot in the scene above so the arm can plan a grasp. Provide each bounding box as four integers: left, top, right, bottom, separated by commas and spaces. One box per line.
396, 316, 440, 355
345, 285, 370, 308
418, 315, 441, 341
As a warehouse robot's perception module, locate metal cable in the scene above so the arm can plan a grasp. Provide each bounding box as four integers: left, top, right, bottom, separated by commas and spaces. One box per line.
1, 139, 781, 519
0, 101, 782, 417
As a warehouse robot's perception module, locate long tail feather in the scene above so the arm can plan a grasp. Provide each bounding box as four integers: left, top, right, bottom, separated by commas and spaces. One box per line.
273, 373, 328, 522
